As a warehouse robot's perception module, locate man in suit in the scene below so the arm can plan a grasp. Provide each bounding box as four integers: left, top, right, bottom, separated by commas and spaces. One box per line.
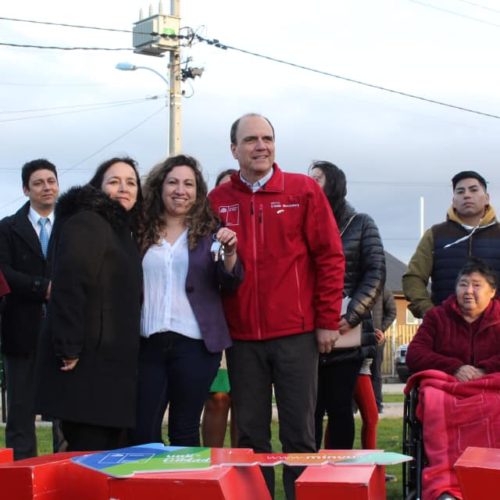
0, 159, 59, 459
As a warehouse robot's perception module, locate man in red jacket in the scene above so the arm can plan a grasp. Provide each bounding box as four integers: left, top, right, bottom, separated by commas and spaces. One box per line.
209, 113, 345, 499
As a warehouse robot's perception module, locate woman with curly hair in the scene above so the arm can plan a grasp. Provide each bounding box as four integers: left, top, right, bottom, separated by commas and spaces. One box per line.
133, 154, 243, 446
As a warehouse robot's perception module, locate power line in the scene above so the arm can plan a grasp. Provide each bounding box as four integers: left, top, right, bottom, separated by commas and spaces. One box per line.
0, 15, 190, 38
2, 16, 500, 120
0, 15, 132, 33
0, 96, 162, 123
0, 42, 131, 51
60, 106, 166, 175
194, 34, 500, 121
0, 96, 162, 116
450, 0, 500, 15
409, 0, 500, 28
0, 106, 166, 211
0, 81, 102, 87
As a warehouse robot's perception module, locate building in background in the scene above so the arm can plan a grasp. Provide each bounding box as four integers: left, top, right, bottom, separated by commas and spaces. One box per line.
382, 252, 419, 379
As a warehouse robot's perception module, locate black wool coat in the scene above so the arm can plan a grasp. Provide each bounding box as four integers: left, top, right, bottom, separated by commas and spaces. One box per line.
0, 202, 51, 355
36, 186, 142, 428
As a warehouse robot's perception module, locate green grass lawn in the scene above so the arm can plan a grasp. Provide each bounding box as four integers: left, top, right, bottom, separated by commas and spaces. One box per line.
383, 393, 405, 404
0, 417, 405, 500
269, 418, 404, 500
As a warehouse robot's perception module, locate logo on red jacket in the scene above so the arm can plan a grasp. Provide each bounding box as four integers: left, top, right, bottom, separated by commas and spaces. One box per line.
218, 204, 240, 226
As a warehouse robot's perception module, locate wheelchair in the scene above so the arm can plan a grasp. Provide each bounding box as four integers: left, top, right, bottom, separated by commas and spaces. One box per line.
402, 386, 427, 500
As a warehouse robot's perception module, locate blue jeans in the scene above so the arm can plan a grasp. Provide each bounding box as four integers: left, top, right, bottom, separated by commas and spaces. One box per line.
133, 331, 221, 446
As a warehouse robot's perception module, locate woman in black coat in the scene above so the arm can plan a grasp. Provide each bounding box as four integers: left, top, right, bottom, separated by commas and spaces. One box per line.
36, 157, 143, 451
310, 161, 385, 450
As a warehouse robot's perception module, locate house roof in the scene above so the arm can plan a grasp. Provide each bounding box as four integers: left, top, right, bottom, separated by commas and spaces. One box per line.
385, 251, 407, 294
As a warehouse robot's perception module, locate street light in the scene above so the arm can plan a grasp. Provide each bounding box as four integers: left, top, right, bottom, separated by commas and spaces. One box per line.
116, 61, 179, 154
115, 62, 169, 87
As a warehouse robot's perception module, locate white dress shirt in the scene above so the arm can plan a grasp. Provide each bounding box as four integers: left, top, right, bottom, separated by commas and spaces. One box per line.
239, 167, 274, 192
28, 206, 54, 239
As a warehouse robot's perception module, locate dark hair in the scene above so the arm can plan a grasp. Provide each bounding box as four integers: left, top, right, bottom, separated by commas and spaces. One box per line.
138, 154, 219, 252
22, 159, 58, 188
230, 113, 275, 145
456, 257, 497, 290
309, 161, 347, 223
452, 171, 487, 191
88, 156, 140, 192
88, 156, 143, 228
215, 169, 237, 187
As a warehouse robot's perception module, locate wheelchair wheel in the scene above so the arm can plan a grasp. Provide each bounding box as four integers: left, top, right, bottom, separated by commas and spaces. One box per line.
402, 387, 425, 500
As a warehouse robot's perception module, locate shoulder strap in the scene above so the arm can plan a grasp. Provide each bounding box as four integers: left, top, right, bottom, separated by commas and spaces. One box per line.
340, 214, 357, 236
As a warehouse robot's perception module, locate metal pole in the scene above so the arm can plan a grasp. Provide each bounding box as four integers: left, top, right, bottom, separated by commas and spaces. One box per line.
169, 0, 181, 154
419, 196, 424, 238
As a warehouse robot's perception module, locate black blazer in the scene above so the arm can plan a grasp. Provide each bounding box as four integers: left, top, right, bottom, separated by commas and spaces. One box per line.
0, 202, 51, 354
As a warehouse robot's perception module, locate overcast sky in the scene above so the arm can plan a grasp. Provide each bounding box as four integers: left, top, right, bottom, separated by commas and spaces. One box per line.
1, 0, 499, 263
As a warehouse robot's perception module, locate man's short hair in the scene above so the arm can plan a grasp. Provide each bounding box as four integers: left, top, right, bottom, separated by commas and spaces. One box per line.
21, 159, 58, 188
452, 171, 487, 191
230, 113, 275, 145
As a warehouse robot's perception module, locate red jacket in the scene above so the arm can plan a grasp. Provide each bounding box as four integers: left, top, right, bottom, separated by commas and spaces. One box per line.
208, 164, 345, 341
406, 295, 500, 375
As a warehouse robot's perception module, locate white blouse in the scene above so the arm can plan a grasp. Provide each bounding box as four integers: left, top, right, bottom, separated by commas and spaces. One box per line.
140, 230, 202, 340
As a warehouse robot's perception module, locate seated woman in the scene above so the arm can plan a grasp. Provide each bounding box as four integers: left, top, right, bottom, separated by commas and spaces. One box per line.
406, 258, 500, 500
407, 257, 500, 379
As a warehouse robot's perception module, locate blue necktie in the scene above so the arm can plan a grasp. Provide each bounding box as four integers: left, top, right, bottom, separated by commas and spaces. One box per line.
38, 217, 49, 257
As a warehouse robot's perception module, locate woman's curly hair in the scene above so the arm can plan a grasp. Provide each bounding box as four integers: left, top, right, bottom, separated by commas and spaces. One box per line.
137, 154, 219, 253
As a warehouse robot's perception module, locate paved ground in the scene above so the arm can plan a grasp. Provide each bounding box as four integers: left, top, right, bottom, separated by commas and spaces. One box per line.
372, 402, 403, 418
379, 382, 405, 418
383, 383, 405, 394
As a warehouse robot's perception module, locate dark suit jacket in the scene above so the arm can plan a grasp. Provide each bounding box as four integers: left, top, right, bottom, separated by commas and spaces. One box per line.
0, 202, 50, 354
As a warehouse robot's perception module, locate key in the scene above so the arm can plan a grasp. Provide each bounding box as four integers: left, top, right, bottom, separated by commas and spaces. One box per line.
211, 239, 222, 262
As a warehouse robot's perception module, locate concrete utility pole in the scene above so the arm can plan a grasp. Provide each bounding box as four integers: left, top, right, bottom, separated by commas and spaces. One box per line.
169, 0, 182, 154
131, 1, 182, 155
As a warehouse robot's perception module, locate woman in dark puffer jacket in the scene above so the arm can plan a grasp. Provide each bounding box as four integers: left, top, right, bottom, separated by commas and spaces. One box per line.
310, 161, 385, 450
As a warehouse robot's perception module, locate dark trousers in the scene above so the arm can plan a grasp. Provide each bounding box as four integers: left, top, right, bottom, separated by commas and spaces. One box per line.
315, 357, 363, 449
227, 333, 318, 500
61, 420, 127, 452
4, 353, 67, 459
133, 332, 221, 446
4, 352, 37, 460
370, 344, 384, 412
